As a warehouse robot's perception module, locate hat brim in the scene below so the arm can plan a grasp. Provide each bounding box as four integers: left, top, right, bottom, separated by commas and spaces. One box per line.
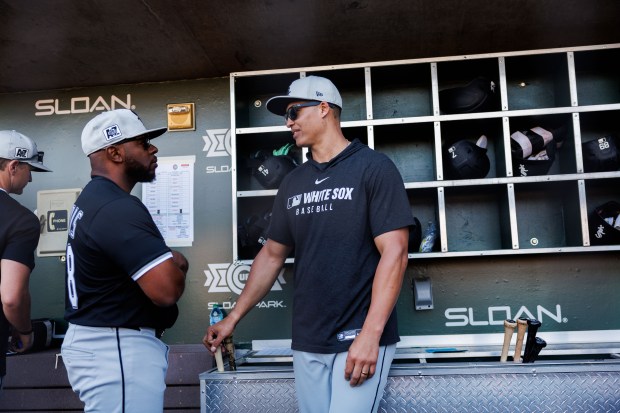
133, 126, 168, 141
26, 161, 52, 172
266, 96, 317, 116
85, 126, 168, 156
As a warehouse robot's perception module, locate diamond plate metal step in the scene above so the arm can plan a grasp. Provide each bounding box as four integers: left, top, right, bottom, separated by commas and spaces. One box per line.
200, 360, 620, 412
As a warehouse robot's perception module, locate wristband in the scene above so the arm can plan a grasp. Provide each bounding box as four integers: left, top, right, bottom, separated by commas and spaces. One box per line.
18, 328, 33, 335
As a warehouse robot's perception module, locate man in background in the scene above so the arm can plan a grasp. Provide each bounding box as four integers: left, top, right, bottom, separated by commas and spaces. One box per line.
0, 130, 52, 391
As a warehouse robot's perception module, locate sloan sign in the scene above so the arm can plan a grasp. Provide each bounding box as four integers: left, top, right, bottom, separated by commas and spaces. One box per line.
35, 94, 133, 116
444, 304, 566, 327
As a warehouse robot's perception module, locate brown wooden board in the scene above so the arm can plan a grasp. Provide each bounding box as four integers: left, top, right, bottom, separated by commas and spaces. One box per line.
0, 345, 211, 412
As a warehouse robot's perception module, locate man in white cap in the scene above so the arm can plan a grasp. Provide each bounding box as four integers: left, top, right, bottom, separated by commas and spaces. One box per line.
205, 76, 414, 412
0, 130, 52, 391
61, 109, 188, 412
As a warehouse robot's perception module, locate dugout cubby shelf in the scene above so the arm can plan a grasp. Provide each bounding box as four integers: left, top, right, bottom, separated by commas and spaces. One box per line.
443, 184, 513, 253
506, 113, 577, 176
230, 44, 620, 262
504, 53, 572, 110
370, 63, 433, 119
513, 180, 584, 250
574, 47, 620, 106
578, 110, 620, 149
584, 177, 620, 208
235, 131, 303, 192
373, 123, 437, 182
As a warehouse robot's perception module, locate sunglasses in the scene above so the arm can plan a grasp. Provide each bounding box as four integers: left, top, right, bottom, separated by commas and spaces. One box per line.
120, 137, 152, 150
284, 102, 322, 121
19, 151, 44, 170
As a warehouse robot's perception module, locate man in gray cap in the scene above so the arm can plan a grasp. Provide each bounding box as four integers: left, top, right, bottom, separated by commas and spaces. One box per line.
205, 76, 414, 413
0, 130, 52, 391
61, 109, 188, 412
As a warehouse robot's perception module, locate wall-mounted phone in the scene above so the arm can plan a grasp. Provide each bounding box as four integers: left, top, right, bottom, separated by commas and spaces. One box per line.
36, 188, 81, 257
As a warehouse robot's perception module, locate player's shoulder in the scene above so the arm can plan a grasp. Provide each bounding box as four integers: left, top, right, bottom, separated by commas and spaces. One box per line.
1, 194, 38, 227
77, 178, 144, 219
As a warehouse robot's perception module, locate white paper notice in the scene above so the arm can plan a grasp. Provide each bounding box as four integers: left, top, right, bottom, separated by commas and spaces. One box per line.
142, 155, 195, 247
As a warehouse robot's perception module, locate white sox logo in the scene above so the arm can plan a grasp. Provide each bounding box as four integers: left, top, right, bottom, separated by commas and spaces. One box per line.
202, 129, 231, 157
448, 146, 457, 158
204, 263, 286, 295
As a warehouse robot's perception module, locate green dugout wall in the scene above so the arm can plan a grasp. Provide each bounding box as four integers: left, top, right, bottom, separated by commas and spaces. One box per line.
1, 64, 619, 348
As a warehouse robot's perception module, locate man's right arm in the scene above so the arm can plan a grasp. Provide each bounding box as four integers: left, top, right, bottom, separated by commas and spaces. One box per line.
203, 239, 291, 352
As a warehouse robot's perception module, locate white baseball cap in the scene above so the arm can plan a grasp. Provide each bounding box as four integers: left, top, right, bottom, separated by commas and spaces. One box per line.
81, 109, 167, 156
0, 130, 52, 172
266, 76, 343, 116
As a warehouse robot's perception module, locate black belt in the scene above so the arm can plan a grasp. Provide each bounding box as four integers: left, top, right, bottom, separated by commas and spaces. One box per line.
123, 326, 165, 339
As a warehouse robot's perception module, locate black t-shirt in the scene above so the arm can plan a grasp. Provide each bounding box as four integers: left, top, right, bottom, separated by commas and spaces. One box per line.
0, 190, 40, 376
268, 140, 414, 354
64, 176, 178, 330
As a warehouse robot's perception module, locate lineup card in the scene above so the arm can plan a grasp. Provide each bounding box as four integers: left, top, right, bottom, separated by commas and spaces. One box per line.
142, 155, 195, 247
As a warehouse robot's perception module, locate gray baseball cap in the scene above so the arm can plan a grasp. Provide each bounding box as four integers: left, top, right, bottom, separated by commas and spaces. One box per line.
266, 76, 343, 116
0, 130, 52, 172
81, 109, 167, 156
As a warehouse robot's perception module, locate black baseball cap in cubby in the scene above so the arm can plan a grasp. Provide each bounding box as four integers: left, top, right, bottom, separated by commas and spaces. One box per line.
582, 136, 619, 173
443, 135, 490, 180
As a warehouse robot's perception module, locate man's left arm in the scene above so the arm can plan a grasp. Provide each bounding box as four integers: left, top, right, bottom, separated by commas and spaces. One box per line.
344, 227, 409, 386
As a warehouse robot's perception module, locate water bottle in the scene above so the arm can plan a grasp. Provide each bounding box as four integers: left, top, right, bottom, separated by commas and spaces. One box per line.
419, 221, 437, 253
209, 304, 225, 371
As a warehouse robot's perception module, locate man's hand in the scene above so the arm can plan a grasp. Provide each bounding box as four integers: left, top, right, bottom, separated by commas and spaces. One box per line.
344, 331, 379, 387
203, 317, 236, 355
9, 329, 34, 353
